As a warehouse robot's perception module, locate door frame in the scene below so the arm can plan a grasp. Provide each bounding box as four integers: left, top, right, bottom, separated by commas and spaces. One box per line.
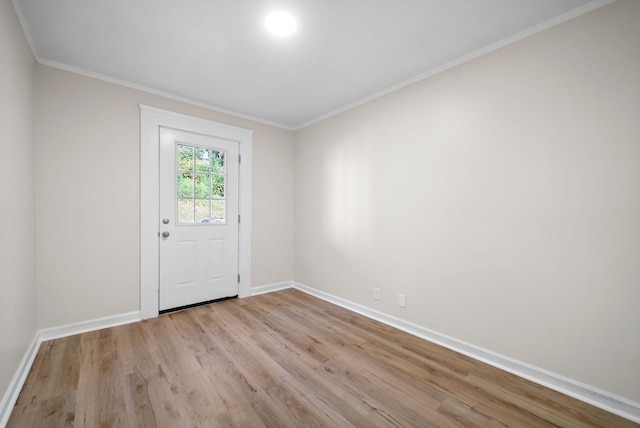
140, 105, 252, 319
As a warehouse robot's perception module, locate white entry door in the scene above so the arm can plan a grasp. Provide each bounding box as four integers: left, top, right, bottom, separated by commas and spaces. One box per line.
159, 127, 239, 311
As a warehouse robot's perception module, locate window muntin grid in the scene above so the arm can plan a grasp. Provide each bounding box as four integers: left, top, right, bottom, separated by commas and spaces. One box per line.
176, 144, 226, 224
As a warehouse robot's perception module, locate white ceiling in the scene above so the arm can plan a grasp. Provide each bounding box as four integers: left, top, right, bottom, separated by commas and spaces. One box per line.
14, 0, 605, 129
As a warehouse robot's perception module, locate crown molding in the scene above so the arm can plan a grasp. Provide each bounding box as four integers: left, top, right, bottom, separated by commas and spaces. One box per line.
295, 0, 617, 130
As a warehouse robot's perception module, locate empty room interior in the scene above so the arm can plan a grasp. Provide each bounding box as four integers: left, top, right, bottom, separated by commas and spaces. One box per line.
1, 0, 639, 426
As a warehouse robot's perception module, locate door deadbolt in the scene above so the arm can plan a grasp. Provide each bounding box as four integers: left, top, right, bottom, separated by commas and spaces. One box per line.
162, 218, 170, 224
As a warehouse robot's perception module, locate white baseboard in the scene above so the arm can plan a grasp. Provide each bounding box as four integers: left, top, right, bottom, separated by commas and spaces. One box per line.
0, 334, 40, 428
3, 287, 638, 425
250, 281, 294, 296
292, 281, 640, 424
38, 311, 142, 341
0, 311, 142, 427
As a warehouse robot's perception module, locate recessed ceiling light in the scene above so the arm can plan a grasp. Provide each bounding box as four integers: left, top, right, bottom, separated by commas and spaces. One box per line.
265, 11, 297, 37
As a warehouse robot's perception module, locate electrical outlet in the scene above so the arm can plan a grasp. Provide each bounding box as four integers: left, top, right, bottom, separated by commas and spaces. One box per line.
373, 287, 380, 300
398, 293, 406, 308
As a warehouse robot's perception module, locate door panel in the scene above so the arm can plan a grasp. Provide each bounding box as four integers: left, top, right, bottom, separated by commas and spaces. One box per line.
159, 127, 239, 310
208, 239, 225, 279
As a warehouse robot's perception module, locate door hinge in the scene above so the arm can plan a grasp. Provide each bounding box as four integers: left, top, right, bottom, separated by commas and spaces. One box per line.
237, 274, 241, 283
238, 214, 241, 224
239, 154, 242, 164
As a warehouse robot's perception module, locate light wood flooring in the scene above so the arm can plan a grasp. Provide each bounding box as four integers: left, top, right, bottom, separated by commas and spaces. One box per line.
8, 289, 638, 427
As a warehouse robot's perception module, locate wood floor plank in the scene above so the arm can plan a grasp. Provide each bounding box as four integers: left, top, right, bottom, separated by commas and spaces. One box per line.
7, 289, 639, 428
436, 397, 510, 428
192, 308, 308, 426
235, 305, 420, 426
208, 307, 355, 426
122, 371, 157, 427
203, 305, 342, 427
168, 309, 277, 427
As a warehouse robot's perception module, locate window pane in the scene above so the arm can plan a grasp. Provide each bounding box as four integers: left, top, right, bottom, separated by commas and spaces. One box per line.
195, 199, 210, 223
178, 199, 194, 223
194, 173, 210, 198
178, 172, 194, 197
212, 175, 225, 197
195, 148, 211, 172
176, 144, 226, 225
177, 145, 194, 171
211, 200, 225, 222
212, 151, 225, 174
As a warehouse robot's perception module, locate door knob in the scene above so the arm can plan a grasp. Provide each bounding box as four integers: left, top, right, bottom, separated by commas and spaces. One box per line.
162, 231, 170, 238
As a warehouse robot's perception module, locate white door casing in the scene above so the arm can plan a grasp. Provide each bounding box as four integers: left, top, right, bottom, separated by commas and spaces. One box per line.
140, 105, 252, 319
159, 128, 239, 310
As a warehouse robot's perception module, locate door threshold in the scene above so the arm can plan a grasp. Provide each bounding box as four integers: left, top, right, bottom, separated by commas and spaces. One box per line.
159, 295, 238, 315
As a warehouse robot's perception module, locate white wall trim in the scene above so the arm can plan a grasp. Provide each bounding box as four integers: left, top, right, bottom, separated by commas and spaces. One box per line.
297, 0, 617, 129
3, 282, 638, 424
41, 59, 295, 131
10, 0, 39, 62
0, 311, 141, 426
0, 334, 40, 427
38, 312, 142, 341
13, 0, 614, 132
9, 0, 293, 132
140, 105, 253, 319
291, 281, 640, 424
250, 281, 294, 296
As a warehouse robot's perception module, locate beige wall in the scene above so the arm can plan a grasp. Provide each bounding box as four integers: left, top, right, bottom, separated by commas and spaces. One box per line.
35, 65, 295, 328
0, 0, 37, 400
295, 0, 640, 402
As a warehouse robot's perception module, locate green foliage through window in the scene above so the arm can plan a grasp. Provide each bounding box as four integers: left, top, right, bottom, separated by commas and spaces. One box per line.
177, 144, 226, 223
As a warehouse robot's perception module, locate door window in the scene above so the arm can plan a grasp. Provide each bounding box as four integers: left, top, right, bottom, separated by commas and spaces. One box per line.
176, 144, 226, 224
